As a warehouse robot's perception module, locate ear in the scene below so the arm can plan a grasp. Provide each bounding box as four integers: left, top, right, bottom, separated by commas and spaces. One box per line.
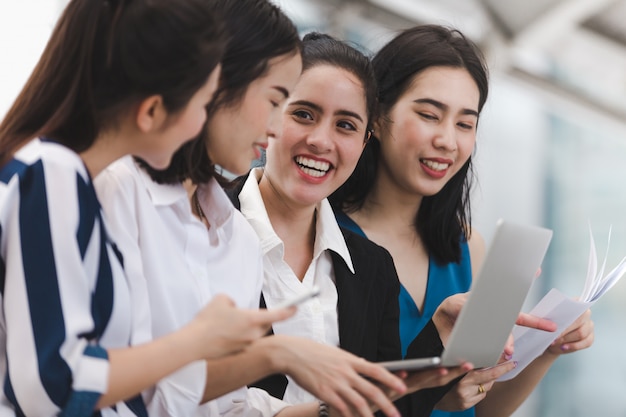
136, 95, 167, 133
373, 118, 382, 138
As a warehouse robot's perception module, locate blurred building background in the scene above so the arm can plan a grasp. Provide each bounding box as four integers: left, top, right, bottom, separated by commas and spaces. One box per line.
2, 1, 626, 415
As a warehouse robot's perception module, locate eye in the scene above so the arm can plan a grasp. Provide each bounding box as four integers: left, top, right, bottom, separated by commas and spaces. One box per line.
270, 100, 279, 108
457, 121, 475, 131
337, 120, 357, 131
418, 112, 438, 121
292, 109, 314, 122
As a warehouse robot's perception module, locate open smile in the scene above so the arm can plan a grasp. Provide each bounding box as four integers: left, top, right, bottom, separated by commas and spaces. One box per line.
295, 156, 332, 178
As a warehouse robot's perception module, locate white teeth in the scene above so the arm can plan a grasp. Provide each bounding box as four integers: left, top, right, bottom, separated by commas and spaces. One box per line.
300, 167, 326, 177
295, 156, 330, 175
422, 159, 449, 171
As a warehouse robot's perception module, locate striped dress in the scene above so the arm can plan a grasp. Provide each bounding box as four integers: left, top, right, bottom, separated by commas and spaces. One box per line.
0, 139, 146, 417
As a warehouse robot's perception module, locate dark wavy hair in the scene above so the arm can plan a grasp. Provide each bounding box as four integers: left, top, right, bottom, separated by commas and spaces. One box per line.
140, 0, 301, 185
0, 0, 224, 165
330, 25, 489, 264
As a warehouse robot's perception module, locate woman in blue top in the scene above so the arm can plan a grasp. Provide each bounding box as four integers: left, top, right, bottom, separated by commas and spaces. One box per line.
0, 1, 294, 415
331, 25, 594, 417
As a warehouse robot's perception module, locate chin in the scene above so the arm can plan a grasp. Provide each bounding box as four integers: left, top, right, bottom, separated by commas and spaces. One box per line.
138, 153, 172, 171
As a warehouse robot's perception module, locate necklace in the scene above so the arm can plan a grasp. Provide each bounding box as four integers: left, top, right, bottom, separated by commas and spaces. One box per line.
192, 190, 206, 221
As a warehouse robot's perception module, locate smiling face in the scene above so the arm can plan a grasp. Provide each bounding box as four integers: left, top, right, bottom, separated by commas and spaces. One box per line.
205, 52, 302, 176
261, 64, 368, 208
378, 66, 479, 198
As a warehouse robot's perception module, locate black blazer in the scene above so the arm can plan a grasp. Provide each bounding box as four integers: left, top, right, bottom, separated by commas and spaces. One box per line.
226, 176, 449, 416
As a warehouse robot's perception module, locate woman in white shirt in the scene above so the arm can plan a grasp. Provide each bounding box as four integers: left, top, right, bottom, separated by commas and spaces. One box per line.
95, 2, 408, 417
0, 0, 292, 416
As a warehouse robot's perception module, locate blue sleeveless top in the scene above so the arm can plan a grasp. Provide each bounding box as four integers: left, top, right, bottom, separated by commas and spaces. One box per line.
336, 211, 475, 417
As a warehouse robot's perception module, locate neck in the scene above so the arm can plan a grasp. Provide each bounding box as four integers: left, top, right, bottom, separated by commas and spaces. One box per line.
79, 131, 130, 178
355, 164, 423, 235
363, 169, 423, 224
258, 172, 316, 248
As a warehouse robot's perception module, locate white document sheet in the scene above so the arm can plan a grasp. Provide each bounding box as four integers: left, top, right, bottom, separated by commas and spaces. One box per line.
499, 227, 626, 381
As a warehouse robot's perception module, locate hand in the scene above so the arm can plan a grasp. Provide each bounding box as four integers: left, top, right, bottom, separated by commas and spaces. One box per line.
401, 362, 474, 397
494, 311, 558, 360
546, 309, 594, 355
434, 361, 516, 411
431, 293, 467, 345
267, 335, 407, 417
433, 293, 558, 351
189, 294, 296, 359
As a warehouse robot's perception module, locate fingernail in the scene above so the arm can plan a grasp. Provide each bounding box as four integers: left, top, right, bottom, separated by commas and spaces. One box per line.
513, 361, 518, 368
504, 354, 512, 361
561, 344, 569, 351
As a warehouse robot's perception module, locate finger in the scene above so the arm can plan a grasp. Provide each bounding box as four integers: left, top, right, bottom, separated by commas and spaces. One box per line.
516, 313, 557, 332
254, 305, 297, 326
355, 361, 407, 396
502, 333, 514, 359
406, 364, 472, 391
477, 360, 517, 379
442, 364, 473, 383
553, 315, 594, 346
403, 367, 450, 392
554, 332, 595, 353
556, 322, 594, 345
323, 392, 351, 417
211, 293, 236, 307
349, 377, 399, 417
561, 310, 592, 336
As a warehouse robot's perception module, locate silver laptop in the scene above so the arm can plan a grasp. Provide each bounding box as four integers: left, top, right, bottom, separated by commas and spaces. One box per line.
380, 219, 553, 371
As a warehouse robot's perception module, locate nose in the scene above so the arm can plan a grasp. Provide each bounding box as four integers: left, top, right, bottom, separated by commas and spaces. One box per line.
306, 123, 332, 152
267, 108, 283, 139
433, 121, 457, 151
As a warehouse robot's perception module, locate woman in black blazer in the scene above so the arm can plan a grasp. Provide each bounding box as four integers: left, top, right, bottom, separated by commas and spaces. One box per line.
227, 32, 473, 417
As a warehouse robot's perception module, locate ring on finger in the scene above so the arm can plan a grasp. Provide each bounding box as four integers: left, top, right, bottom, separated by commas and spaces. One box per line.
477, 383, 486, 394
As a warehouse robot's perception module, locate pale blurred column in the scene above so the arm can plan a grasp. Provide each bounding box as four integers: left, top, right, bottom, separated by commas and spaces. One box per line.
0, 0, 68, 120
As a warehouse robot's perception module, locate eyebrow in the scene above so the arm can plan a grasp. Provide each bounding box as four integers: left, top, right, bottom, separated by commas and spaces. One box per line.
289, 100, 364, 123
273, 86, 290, 99
414, 98, 479, 118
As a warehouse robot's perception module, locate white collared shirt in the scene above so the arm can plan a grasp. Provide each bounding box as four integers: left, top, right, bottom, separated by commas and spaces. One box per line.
239, 168, 355, 404
95, 157, 288, 417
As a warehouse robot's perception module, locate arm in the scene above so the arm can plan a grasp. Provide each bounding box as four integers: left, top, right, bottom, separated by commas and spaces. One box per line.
3, 157, 115, 416
99, 296, 295, 408
204, 334, 408, 417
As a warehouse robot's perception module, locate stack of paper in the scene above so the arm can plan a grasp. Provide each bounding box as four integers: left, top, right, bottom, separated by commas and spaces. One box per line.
498, 227, 626, 381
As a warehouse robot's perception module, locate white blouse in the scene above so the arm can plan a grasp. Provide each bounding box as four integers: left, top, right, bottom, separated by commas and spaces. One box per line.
95, 157, 288, 417
238, 168, 355, 405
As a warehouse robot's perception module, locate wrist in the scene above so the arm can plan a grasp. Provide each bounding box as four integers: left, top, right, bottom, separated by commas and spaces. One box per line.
318, 401, 329, 417
255, 334, 290, 374
176, 320, 206, 363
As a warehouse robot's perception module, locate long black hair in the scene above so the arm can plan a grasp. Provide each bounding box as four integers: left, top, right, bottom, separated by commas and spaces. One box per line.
141, 0, 302, 185
0, 0, 224, 165
331, 25, 489, 264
